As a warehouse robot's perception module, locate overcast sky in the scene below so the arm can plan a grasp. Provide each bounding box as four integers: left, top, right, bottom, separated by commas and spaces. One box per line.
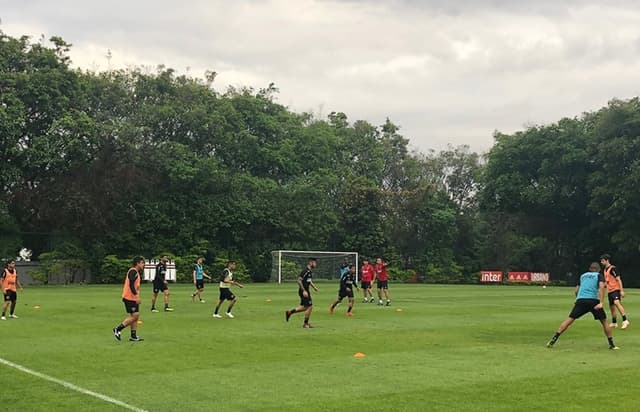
2, 0, 640, 153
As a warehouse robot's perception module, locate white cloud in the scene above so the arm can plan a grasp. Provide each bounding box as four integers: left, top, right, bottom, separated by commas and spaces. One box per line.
2, 0, 640, 153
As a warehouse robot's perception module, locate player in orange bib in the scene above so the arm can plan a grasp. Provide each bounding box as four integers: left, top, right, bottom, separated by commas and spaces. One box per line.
1, 259, 24, 320
113, 257, 145, 341
600, 254, 629, 330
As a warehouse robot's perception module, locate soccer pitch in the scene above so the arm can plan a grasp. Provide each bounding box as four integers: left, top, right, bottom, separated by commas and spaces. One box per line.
1, 284, 638, 412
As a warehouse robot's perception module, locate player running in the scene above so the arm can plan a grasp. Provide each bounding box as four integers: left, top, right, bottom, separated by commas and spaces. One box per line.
191, 257, 212, 303
546, 262, 619, 350
285, 257, 319, 328
212, 261, 244, 318
329, 264, 359, 316
113, 257, 145, 342
600, 253, 630, 329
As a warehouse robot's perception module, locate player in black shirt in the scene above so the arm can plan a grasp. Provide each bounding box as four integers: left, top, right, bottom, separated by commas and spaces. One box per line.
151, 255, 174, 312
285, 258, 318, 328
329, 264, 359, 316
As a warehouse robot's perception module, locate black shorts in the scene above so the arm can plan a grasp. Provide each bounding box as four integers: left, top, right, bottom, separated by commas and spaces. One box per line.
361, 281, 371, 289
219, 288, 236, 301
3, 290, 17, 302
153, 283, 168, 294
569, 299, 606, 321
377, 280, 389, 289
608, 290, 622, 306
298, 291, 313, 308
338, 289, 354, 300
195, 279, 205, 290
122, 298, 139, 314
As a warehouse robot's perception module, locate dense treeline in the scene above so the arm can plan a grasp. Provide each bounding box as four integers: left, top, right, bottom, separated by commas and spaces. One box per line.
1, 33, 639, 285
482, 98, 640, 286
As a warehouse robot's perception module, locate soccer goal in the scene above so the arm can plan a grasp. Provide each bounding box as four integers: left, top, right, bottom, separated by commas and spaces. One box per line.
271, 250, 359, 284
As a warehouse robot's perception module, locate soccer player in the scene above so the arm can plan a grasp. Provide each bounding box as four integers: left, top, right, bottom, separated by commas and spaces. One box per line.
374, 257, 391, 306
600, 253, 630, 329
1, 259, 24, 320
329, 264, 359, 316
191, 257, 211, 303
547, 262, 618, 350
339, 257, 350, 278
212, 261, 244, 318
360, 259, 375, 303
151, 255, 174, 312
113, 257, 145, 342
285, 257, 319, 328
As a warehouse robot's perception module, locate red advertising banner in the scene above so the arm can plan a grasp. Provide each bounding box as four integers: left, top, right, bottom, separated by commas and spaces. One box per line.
507, 272, 531, 282
480, 271, 503, 283
530, 272, 550, 282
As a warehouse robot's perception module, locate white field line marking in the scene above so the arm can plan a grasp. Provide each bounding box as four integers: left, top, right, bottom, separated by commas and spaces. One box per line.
0, 357, 148, 412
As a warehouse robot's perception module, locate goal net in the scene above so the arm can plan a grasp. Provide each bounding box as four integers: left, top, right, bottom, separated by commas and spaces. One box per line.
271, 250, 359, 284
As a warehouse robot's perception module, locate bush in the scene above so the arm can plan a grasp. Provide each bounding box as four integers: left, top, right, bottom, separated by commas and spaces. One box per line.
423, 262, 465, 284
387, 266, 416, 283
172, 254, 199, 283
34, 242, 91, 284
99, 255, 131, 284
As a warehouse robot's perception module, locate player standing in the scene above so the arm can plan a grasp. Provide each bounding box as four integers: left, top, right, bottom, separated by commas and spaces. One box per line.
329, 264, 359, 316
600, 254, 630, 329
191, 257, 211, 303
151, 255, 174, 312
360, 259, 375, 303
212, 261, 244, 318
1, 259, 23, 320
113, 256, 145, 342
285, 257, 319, 328
374, 257, 391, 306
546, 262, 618, 350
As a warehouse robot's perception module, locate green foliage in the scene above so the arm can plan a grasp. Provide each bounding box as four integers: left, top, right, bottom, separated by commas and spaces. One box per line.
4, 31, 640, 286
423, 261, 465, 284
278, 259, 304, 282
99, 255, 131, 284
386, 266, 417, 283
0, 200, 21, 258
171, 254, 199, 283
33, 241, 90, 284
481, 98, 640, 284
208, 256, 251, 284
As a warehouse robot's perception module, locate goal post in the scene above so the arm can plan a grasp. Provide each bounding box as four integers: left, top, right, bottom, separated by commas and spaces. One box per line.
271, 250, 359, 284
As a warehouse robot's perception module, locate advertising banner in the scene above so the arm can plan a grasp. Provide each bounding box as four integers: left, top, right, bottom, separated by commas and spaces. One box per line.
480, 271, 503, 283
507, 272, 531, 282
530, 272, 550, 282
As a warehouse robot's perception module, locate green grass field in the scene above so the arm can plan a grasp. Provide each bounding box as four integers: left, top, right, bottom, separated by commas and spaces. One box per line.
1, 283, 638, 411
